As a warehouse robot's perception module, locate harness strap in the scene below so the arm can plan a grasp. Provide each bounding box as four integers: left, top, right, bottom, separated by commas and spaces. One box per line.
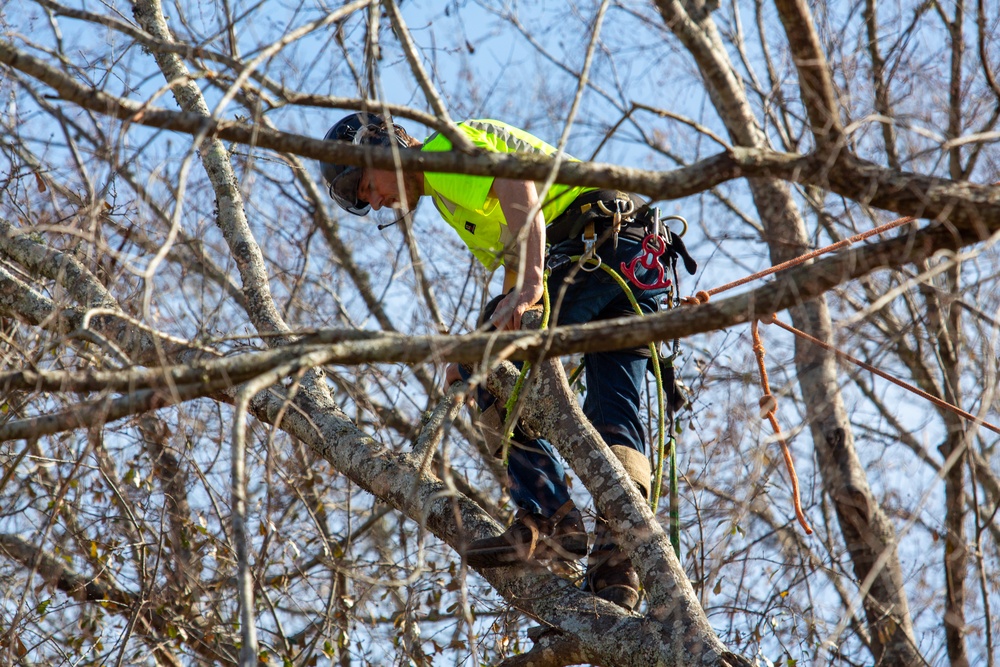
561, 189, 635, 218
546, 190, 645, 246
515, 512, 541, 559
580, 220, 602, 272
548, 500, 577, 525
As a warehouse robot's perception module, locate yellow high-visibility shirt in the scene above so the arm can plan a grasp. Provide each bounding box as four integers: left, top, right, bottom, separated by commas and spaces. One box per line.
421, 119, 595, 269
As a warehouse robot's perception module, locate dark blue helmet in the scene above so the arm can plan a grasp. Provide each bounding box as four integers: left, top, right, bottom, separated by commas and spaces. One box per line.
320, 113, 409, 215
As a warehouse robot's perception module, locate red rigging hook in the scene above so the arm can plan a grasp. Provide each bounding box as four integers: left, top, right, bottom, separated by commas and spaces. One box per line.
620, 233, 673, 290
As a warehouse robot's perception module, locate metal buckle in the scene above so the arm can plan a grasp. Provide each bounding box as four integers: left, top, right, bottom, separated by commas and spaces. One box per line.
580, 223, 602, 272
545, 253, 572, 272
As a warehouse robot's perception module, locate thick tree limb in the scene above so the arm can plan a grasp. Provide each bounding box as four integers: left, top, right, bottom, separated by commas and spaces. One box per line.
4, 39, 1000, 232
0, 218, 117, 310
771, 0, 845, 144
131, 0, 293, 348
0, 263, 198, 364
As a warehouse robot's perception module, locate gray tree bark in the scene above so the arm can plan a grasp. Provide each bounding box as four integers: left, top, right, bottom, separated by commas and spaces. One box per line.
653, 1, 923, 663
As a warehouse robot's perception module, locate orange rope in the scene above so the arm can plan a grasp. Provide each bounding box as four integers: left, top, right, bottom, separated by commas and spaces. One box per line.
703, 214, 917, 298
751, 318, 814, 534
767, 316, 1000, 437
678, 212, 979, 534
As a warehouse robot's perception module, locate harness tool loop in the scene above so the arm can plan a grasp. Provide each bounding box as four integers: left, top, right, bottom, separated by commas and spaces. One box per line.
596, 197, 635, 249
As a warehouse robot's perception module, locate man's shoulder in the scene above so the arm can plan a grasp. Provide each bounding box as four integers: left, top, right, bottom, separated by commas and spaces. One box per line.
461, 119, 552, 155
423, 120, 553, 156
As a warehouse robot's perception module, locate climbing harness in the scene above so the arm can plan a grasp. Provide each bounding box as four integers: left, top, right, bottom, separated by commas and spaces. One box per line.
595, 197, 635, 250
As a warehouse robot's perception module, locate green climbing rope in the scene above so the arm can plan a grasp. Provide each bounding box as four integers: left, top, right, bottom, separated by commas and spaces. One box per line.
502, 276, 551, 444
565, 255, 680, 558
578, 261, 666, 502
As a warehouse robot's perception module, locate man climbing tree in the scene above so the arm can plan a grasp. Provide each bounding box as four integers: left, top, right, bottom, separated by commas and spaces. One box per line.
320, 112, 696, 611
3, 0, 1000, 665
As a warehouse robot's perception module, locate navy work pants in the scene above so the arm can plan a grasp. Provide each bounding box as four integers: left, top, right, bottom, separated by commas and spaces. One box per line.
470, 234, 669, 517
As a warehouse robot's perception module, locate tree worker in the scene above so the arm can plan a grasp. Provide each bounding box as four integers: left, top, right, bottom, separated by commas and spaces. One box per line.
319, 113, 696, 611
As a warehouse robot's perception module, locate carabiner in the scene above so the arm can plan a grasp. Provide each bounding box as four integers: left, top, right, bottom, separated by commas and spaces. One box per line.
661, 214, 688, 238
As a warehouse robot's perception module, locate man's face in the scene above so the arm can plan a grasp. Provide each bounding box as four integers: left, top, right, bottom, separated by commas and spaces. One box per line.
358, 168, 420, 212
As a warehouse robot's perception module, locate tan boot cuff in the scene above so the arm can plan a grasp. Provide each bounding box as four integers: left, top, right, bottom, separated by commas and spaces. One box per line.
610, 445, 652, 499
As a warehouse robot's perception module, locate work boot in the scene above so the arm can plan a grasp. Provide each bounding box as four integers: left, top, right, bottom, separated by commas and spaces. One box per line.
583, 521, 641, 611
465, 501, 587, 568
583, 445, 651, 611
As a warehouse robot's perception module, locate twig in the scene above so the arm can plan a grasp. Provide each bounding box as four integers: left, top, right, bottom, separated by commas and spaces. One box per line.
382, 0, 474, 152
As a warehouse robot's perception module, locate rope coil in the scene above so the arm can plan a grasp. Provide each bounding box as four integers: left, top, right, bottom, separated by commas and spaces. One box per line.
752, 318, 813, 534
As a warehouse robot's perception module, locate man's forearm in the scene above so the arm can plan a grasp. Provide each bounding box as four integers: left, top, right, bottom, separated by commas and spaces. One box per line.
496, 179, 545, 299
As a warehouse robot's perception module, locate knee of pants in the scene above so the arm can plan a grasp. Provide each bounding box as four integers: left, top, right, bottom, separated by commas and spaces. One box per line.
582, 351, 649, 451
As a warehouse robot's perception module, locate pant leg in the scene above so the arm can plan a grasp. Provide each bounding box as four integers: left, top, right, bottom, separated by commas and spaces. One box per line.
459, 344, 571, 518
581, 348, 649, 455
506, 437, 571, 516
548, 235, 666, 457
